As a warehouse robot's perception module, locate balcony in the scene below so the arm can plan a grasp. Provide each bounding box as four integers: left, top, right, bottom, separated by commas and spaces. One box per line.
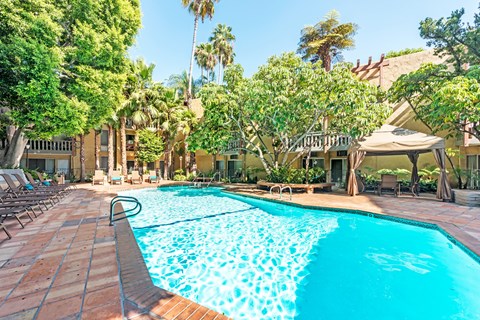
221, 139, 241, 155
0, 139, 73, 154
293, 133, 352, 152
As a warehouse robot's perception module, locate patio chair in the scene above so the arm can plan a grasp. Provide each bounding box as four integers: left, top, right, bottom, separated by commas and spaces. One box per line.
147, 173, 159, 184
110, 170, 123, 185
92, 170, 105, 185
0, 186, 55, 209
131, 170, 142, 184
377, 174, 399, 196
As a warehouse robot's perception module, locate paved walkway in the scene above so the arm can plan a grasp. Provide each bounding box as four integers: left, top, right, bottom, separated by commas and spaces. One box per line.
0, 183, 479, 319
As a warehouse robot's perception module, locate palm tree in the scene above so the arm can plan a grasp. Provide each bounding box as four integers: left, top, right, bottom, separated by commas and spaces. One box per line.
195, 42, 217, 84
210, 24, 235, 83
154, 87, 183, 179
176, 107, 197, 175
297, 10, 357, 71
120, 58, 156, 173
181, 0, 219, 102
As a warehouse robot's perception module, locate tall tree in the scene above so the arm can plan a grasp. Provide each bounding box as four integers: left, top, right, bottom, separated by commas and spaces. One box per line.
389, 5, 480, 187
120, 58, 156, 174
181, 0, 219, 103
297, 10, 357, 71
195, 42, 218, 83
210, 24, 235, 83
0, 0, 86, 167
210, 55, 390, 174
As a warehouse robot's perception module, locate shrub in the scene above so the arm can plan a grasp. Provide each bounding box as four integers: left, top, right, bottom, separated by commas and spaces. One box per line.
266, 167, 325, 184
173, 174, 187, 181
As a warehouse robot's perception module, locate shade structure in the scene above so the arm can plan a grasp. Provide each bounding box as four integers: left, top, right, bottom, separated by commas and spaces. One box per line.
347, 125, 451, 200
349, 125, 445, 155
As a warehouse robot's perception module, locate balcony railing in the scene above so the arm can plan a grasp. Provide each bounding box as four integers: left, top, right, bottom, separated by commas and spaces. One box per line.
0, 139, 72, 154
221, 139, 242, 155
293, 133, 352, 152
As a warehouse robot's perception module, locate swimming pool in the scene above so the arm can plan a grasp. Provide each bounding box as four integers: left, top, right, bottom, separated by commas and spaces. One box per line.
121, 187, 480, 319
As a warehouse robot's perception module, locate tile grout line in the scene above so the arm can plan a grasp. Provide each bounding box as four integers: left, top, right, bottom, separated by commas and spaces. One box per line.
31, 195, 86, 319
76, 193, 103, 319
0, 196, 70, 311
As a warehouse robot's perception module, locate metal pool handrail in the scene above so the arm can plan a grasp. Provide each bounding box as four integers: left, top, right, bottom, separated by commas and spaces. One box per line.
109, 195, 142, 226
280, 186, 292, 200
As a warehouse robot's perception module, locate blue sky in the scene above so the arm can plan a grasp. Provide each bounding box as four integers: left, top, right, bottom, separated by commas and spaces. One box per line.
129, 0, 478, 83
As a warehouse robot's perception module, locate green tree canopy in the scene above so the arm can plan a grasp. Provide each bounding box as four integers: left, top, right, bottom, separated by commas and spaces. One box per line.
137, 129, 164, 164
297, 10, 357, 71
198, 53, 390, 174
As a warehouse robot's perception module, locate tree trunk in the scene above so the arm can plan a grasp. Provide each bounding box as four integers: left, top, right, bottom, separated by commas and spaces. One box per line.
163, 147, 170, 180
184, 137, 190, 176
218, 55, 222, 84
170, 149, 175, 178
80, 134, 86, 182
0, 127, 28, 168
305, 149, 312, 184
187, 9, 201, 102
108, 125, 114, 178
133, 132, 139, 169
94, 130, 100, 170
120, 117, 127, 176
322, 53, 332, 72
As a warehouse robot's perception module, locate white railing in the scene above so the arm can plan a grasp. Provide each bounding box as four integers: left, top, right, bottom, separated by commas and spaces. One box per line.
221, 139, 241, 155
29, 140, 73, 153
293, 133, 352, 152
0, 139, 72, 154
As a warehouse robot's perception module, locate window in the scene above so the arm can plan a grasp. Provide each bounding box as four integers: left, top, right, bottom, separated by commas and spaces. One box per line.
336, 151, 347, 157
127, 161, 135, 173
302, 158, 325, 169
466, 155, 480, 188
100, 157, 108, 171
28, 159, 46, 171
147, 162, 155, 170
45, 159, 55, 174
215, 160, 225, 171
100, 130, 108, 146
230, 155, 239, 160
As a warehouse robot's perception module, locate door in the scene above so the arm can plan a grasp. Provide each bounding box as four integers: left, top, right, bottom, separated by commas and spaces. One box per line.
331, 159, 344, 184
57, 159, 69, 176
227, 160, 242, 179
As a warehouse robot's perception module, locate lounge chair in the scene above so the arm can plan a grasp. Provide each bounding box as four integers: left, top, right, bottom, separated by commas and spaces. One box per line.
131, 170, 142, 184
0, 174, 61, 203
110, 170, 123, 185
0, 207, 34, 228
35, 171, 76, 190
0, 187, 54, 209
377, 174, 399, 196
12, 173, 67, 198
92, 170, 105, 185
0, 223, 11, 239
25, 173, 71, 194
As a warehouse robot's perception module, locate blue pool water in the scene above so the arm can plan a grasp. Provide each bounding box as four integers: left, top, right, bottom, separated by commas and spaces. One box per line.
121, 187, 480, 319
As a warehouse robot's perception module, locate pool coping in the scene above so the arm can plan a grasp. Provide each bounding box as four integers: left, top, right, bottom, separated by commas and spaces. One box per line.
113, 184, 480, 319
113, 187, 231, 319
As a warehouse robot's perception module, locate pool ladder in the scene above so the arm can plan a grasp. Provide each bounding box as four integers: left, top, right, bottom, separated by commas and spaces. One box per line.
109, 196, 142, 226
269, 185, 292, 200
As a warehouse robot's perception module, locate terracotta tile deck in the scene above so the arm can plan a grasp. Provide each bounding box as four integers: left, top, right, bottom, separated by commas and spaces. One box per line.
0, 182, 479, 319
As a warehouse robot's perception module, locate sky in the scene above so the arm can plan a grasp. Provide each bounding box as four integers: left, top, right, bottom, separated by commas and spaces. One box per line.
129, 0, 479, 83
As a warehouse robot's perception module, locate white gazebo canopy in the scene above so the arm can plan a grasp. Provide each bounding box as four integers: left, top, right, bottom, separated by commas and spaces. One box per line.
349, 124, 445, 155
347, 124, 451, 200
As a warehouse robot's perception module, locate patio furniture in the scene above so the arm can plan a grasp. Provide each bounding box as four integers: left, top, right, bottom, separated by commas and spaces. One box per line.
147, 173, 160, 184
0, 223, 11, 239
92, 170, 105, 185
377, 174, 399, 196
27, 172, 72, 194
12, 173, 67, 198
110, 170, 123, 185
0, 174, 61, 203
0, 207, 34, 228
131, 170, 142, 184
